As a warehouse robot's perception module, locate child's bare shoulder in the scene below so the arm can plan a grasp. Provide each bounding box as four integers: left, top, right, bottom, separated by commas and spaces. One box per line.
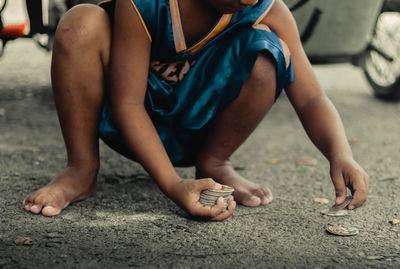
260, 0, 302, 54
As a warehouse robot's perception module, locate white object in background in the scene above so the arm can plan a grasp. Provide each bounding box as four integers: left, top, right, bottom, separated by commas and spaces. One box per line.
43, 0, 67, 27
42, 0, 49, 26
1, 0, 29, 26
48, 0, 66, 28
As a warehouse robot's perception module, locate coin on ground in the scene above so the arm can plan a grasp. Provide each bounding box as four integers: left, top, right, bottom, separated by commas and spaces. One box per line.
14, 237, 33, 246
332, 196, 353, 210
326, 224, 359, 236
320, 208, 348, 217
314, 197, 329, 204
296, 156, 318, 165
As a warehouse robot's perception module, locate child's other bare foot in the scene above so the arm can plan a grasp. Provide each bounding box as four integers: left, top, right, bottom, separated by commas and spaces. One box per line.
23, 166, 97, 216
196, 157, 272, 207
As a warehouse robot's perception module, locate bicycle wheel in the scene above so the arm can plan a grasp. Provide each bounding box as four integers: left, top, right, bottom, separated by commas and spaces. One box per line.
363, 11, 400, 100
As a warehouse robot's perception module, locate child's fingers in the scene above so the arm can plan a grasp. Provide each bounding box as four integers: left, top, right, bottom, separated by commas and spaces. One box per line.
206, 197, 226, 217
209, 196, 236, 221
209, 206, 234, 221
194, 177, 216, 192
189, 197, 225, 218
348, 174, 368, 210
190, 197, 235, 220
331, 171, 347, 206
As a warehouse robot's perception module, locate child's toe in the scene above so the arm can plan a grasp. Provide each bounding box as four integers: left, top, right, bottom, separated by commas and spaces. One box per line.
261, 186, 272, 197
251, 187, 272, 205
23, 196, 32, 209
260, 187, 273, 204
29, 195, 49, 214
260, 196, 272, 205
30, 204, 43, 214
245, 195, 261, 206
42, 205, 62, 216
23, 195, 44, 213
235, 191, 261, 206
23, 202, 32, 211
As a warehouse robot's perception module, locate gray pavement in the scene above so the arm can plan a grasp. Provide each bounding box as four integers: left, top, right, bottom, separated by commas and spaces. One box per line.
1, 39, 400, 268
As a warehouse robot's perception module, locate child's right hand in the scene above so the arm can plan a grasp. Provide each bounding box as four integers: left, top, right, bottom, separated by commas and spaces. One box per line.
166, 178, 236, 221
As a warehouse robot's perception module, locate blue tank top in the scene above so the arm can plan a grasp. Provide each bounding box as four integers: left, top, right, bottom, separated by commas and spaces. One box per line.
130, 0, 274, 61
99, 0, 294, 164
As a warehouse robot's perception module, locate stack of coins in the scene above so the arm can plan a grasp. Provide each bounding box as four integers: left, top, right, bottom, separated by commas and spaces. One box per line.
199, 185, 234, 210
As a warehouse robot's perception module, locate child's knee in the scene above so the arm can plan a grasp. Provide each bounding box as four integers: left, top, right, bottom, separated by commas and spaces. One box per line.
250, 52, 277, 84
54, 4, 110, 52
244, 53, 278, 101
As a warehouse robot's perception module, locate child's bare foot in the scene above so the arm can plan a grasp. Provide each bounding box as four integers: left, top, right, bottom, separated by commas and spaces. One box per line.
23, 166, 98, 216
196, 157, 273, 207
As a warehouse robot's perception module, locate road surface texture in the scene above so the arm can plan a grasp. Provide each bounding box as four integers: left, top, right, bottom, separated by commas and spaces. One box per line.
0, 38, 400, 268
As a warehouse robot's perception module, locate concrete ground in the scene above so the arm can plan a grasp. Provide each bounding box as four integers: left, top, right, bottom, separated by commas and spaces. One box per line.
0, 39, 400, 269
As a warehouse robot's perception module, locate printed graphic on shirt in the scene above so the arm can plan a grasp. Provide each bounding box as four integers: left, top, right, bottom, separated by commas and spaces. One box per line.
150, 59, 196, 83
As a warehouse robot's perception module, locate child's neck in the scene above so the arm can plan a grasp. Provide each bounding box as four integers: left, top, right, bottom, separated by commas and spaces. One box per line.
179, 0, 221, 47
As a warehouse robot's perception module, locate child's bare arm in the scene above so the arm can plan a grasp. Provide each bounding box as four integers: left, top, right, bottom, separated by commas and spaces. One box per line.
108, 0, 234, 220
263, 0, 369, 209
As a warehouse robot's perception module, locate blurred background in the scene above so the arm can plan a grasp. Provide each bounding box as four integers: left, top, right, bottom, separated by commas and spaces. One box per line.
1, 1, 400, 268
1, 0, 399, 99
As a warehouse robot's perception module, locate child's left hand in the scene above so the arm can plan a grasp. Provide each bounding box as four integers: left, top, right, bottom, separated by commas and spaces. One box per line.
329, 156, 369, 210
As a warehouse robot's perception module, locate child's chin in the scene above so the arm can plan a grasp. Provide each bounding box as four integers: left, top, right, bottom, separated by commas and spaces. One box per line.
220, 7, 240, 14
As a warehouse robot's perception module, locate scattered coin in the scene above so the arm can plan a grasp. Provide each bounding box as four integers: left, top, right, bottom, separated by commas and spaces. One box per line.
376, 177, 398, 182
326, 224, 359, 236
314, 197, 329, 204
332, 196, 353, 210
349, 138, 360, 145
366, 256, 385, 260
268, 159, 284, 164
321, 208, 348, 217
389, 219, 400, 225
14, 237, 33, 246
296, 156, 318, 166
321, 196, 352, 216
